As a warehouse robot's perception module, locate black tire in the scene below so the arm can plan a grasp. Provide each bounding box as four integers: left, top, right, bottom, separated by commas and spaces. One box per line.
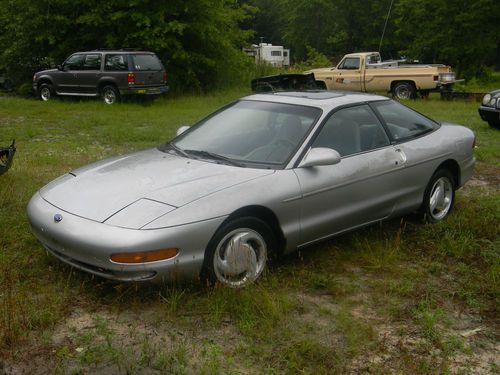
420, 169, 455, 223
392, 82, 416, 100
201, 217, 276, 288
39, 83, 54, 102
101, 85, 120, 105
487, 120, 500, 129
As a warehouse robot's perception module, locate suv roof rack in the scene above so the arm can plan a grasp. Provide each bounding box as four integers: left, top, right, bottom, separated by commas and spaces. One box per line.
91, 48, 144, 52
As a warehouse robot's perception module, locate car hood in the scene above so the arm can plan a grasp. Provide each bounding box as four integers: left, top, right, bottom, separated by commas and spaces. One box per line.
40, 148, 274, 223
36, 68, 58, 76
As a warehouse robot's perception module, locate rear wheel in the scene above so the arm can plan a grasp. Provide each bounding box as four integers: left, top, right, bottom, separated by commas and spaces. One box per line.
39, 83, 54, 101
392, 82, 415, 100
421, 169, 455, 223
202, 217, 275, 288
101, 85, 120, 105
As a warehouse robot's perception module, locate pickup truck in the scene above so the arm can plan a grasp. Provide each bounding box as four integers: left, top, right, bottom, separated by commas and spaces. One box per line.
306, 52, 459, 99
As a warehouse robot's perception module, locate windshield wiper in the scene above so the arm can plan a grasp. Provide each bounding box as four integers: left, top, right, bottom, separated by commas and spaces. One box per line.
167, 142, 189, 157
184, 149, 245, 167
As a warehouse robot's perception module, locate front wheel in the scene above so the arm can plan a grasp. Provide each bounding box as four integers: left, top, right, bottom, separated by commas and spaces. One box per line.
101, 85, 120, 105
202, 217, 274, 288
392, 82, 415, 100
39, 83, 54, 102
421, 169, 455, 223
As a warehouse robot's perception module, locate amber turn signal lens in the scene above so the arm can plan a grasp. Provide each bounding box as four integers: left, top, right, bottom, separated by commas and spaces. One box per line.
110, 248, 178, 264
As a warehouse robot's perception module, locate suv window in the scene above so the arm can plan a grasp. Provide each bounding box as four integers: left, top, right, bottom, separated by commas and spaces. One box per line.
131, 54, 162, 71
83, 54, 101, 70
338, 57, 360, 70
63, 54, 85, 71
104, 54, 129, 71
313, 105, 389, 156
371, 100, 437, 141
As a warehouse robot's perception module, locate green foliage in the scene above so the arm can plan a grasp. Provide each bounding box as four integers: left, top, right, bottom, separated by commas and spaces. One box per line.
0, 0, 255, 91
392, 0, 500, 78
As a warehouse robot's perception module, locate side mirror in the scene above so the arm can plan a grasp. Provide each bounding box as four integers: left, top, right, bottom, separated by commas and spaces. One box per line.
57, 65, 63, 71
299, 147, 341, 168
176, 125, 190, 136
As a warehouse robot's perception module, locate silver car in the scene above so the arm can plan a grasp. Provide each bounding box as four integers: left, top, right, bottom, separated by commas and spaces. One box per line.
27, 92, 475, 288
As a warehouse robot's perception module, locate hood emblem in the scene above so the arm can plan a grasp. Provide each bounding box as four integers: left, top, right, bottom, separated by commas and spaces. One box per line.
54, 214, 63, 223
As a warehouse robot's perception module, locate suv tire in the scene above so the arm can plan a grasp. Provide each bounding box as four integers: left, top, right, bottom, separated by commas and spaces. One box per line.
101, 85, 120, 105
39, 83, 54, 101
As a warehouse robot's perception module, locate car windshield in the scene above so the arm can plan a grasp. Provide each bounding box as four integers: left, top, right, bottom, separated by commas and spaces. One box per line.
165, 100, 321, 167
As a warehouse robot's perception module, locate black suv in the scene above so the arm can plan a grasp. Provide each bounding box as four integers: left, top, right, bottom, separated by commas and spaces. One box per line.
33, 50, 168, 104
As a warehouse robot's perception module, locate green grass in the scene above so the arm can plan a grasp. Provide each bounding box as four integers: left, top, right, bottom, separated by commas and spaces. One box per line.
0, 92, 499, 373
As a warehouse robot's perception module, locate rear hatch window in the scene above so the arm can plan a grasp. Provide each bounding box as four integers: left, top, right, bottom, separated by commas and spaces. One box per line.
131, 54, 162, 71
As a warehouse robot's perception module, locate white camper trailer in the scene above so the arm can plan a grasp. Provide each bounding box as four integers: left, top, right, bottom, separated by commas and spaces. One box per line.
243, 43, 290, 67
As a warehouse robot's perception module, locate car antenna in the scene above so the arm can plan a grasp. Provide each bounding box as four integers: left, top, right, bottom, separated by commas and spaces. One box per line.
378, 0, 395, 55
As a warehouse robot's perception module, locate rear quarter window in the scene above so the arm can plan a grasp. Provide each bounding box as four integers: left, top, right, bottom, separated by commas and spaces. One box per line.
131, 54, 162, 71
371, 100, 438, 141
104, 54, 128, 71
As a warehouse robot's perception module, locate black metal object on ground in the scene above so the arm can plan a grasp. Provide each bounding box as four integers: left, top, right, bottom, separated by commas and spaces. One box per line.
0, 140, 16, 175
440, 90, 485, 101
251, 73, 319, 93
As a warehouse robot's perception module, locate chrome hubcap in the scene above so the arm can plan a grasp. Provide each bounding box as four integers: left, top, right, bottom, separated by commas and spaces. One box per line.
104, 89, 116, 104
429, 177, 453, 220
213, 228, 267, 288
395, 85, 411, 99
40, 87, 50, 101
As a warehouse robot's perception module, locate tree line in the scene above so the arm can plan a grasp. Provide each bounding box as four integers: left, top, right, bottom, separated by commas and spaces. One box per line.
0, 0, 498, 92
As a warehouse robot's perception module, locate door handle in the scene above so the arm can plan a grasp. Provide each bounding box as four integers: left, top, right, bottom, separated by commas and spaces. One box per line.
394, 148, 407, 165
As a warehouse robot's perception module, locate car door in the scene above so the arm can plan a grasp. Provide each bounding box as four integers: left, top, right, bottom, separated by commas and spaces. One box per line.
54, 54, 85, 93
293, 104, 407, 246
77, 54, 102, 94
369, 100, 442, 215
333, 57, 363, 91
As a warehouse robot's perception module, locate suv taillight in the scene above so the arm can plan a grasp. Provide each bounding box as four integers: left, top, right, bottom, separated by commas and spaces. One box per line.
127, 73, 135, 84
163, 71, 168, 83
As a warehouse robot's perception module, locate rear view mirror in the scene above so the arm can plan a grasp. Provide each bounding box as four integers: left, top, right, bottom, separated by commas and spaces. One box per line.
299, 147, 341, 168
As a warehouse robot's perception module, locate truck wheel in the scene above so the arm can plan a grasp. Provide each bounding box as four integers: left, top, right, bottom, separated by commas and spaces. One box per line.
392, 82, 415, 100
101, 85, 120, 105
39, 83, 54, 102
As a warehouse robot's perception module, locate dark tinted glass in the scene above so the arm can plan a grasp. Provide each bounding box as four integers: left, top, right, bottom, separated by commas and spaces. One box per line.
371, 100, 437, 141
313, 105, 389, 156
131, 54, 162, 71
64, 55, 85, 70
83, 54, 101, 70
104, 54, 128, 71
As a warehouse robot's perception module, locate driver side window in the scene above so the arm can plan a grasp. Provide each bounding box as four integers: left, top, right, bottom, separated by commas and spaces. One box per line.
312, 105, 390, 157
63, 55, 85, 71
338, 57, 360, 70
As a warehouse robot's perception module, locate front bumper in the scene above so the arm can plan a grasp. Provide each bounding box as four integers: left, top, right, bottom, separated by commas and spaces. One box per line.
478, 106, 500, 125
120, 85, 169, 96
27, 192, 225, 283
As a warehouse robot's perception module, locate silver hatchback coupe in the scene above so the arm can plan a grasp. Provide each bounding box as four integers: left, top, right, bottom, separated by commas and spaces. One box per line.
27, 91, 475, 287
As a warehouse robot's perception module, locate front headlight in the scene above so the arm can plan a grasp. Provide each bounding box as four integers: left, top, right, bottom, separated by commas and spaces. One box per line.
490, 98, 497, 107
482, 94, 491, 105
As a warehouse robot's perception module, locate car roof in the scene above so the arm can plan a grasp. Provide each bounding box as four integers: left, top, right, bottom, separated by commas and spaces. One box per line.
73, 50, 155, 55
243, 91, 390, 110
